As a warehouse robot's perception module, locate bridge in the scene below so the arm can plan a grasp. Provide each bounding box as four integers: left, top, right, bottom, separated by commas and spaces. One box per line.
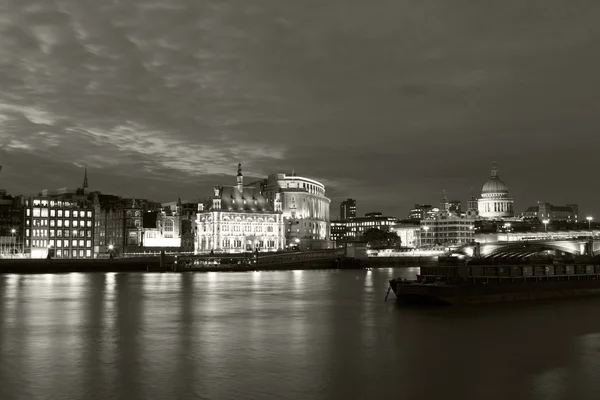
452, 238, 600, 259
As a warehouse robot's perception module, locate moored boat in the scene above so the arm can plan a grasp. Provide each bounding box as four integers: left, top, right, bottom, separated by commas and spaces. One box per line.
389, 261, 600, 305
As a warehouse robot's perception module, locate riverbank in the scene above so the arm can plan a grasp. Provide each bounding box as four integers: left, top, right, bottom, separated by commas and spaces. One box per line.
0, 256, 426, 274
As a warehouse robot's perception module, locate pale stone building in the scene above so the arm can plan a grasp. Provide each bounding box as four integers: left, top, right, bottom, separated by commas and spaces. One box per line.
195, 164, 286, 253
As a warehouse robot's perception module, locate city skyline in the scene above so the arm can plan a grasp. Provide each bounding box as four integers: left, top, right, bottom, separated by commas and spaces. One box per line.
1, 1, 600, 217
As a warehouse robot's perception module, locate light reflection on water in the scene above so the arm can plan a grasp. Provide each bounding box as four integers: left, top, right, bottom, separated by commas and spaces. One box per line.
2, 268, 600, 400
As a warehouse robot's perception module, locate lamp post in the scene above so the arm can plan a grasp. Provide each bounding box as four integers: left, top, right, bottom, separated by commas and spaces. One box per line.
542, 219, 549, 233
504, 223, 511, 242
587, 216, 593, 231
10, 228, 16, 257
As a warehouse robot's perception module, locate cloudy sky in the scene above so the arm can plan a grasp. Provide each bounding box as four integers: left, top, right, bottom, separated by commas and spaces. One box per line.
1, 0, 599, 218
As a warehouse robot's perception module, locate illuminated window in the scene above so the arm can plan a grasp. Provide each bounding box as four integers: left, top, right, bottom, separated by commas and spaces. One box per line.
65, 210, 70, 218
73, 221, 78, 228
79, 240, 85, 247
86, 250, 91, 258
87, 211, 92, 218
79, 250, 85, 258
73, 211, 79, 218
64, 249, 69, 258
164, 219, 174, 238
58, 210, 63, 217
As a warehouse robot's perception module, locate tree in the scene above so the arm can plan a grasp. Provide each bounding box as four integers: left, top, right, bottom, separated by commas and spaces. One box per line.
360, 228, 401, 249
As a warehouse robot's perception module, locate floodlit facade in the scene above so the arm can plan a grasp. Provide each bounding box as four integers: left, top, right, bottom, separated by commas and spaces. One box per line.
259, 172, 332, 250
478, 162, 514, 219
195, 164, 285, 253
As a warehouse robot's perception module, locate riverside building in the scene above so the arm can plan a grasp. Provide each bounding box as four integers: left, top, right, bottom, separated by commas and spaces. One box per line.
195, 164, 286, 253
258, 172, 332, 250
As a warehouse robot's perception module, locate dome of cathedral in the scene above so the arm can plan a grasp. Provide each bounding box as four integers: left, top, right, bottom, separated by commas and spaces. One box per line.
481, 163, 509, 196
482, 177, 509, 194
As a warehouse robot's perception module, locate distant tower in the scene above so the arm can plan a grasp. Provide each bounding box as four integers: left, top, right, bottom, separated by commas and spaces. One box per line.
440, 190, 449, 211
82, 165, 89, 190
236, 163, 243, 192
176, 197, 183, 215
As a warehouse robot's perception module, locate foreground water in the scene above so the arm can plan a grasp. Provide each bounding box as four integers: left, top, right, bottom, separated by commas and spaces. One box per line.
2, 268, 600, 400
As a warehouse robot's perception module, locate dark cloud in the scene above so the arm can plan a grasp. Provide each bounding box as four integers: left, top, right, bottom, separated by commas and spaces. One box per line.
1, 0, 600, 218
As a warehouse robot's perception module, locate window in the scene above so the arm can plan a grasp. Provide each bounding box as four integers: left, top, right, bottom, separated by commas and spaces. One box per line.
73, 230, 78, 237
164, 219, 174, 238
58, 210, 63, 217
50, 230, 55, 238
50, 220, 55, 227
87, 221, 92, 227
65, 210, 70, 218
64, 249, 69, 258
87, 211, 92, 218
64, 220, 70, 228
73, 221, 78, 228
72, 239, 78, 247
73, 211, 79, 218
79, 250, 85, 258
33, 208, 40, 217
79, 240, 85, 247
50, 210, 55, 217
57, 240, 62, 247
86, 250, 91, 258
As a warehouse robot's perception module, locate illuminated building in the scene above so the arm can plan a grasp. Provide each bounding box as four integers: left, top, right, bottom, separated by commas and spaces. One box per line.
477, 162, 514, 219
23, 196, 95, 259
330, 220, 348, 246
344, 212, 399, 240
195, 164, 285, 253
420, 214, 475, 248
390, 223, 421, 248
258, 172, 332, 250
340, 198, 357, 220
408, 204, 438, 220
522, 202, 579, 222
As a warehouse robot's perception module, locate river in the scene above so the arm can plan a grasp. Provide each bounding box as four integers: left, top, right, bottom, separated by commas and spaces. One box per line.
1, 268, 600, 400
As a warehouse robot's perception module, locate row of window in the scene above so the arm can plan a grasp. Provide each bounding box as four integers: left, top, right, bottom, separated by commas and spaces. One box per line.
28, 209, 93, 218
215, 239, 277, 248
28, 239, 92, 248
53, 249, 92, 258
28, 229, 92, 238
202, 225, 276, 233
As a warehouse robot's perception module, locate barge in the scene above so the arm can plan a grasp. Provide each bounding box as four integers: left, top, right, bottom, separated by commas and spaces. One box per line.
389, 260, 600, 305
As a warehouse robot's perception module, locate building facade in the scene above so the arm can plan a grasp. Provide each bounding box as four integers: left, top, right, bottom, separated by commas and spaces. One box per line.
344, 212, 399, 240
523, 202, 579, 222
23, 196, 95, 259
420, 213, 476, 248
195, 164, 286, 253
0, 189, 24, 258
408, 204, 438, 220
390, 223, 421, 248
340, 198, 357, 220
259, 172, 332, 250
478, 163, 514, 219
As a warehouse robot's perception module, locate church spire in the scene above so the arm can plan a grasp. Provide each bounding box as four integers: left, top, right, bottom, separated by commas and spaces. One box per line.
236, 163, 243, 192
83, 165, 89, 189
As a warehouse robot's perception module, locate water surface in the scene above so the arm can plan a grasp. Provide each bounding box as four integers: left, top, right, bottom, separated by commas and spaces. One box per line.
1, 268, 600, 400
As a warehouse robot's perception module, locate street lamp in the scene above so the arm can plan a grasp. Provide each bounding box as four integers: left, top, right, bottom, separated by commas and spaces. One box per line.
504, 223, 511, 242
542, 219, 549, 233
587, 216, 593, 230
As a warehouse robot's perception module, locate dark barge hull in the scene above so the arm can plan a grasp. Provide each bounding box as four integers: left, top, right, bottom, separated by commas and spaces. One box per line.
390, 276, 600, 305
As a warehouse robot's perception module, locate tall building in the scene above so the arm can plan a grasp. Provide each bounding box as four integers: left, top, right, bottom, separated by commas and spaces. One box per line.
23, 195, 96, 259
523, 202, 579, 222
259, 171, 332, 250
477, 162, 514, 219
195, 164, 286, 253
340, 198, 357, 220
